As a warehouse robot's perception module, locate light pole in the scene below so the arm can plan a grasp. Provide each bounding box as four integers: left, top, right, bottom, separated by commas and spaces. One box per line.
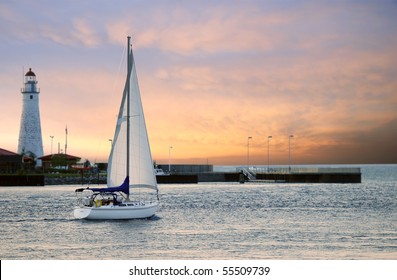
289, 135, 294, 173
168, 146, 173, 173
267, 136, 272, 172
247, 136, 252, 169
50, 136, 54, 154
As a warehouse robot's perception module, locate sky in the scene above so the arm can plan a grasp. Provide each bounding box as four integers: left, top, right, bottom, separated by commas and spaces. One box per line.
1, 0, 397, 165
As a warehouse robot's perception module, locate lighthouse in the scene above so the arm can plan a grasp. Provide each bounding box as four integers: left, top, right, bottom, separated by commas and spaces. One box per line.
17, 68, 44, 167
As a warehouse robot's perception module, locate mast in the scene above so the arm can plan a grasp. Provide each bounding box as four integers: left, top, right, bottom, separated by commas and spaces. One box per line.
126, 36, 131, 185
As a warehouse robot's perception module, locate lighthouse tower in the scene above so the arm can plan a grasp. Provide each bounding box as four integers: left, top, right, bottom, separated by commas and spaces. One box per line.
18, 68, 44, 167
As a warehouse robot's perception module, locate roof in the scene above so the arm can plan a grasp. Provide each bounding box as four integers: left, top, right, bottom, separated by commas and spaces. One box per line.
0, 148, 19, 156
38, 153, 81, 161
25, 68, 36, 77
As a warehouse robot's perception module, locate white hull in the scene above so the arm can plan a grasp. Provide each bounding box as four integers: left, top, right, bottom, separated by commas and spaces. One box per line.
73, 201, 159, 220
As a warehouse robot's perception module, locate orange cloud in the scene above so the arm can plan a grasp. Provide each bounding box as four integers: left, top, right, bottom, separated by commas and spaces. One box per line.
1, 0, 396, 165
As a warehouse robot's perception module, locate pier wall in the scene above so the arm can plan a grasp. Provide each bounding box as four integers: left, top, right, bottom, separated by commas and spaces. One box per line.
157, 164, 213, 173
0, 175, 44, 186
256, 172, 361, 183
1, 164, 361, 185
156, 174, 198, 184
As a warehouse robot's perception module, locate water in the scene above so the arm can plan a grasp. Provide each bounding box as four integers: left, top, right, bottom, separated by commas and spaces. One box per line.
1, 165, 396, 259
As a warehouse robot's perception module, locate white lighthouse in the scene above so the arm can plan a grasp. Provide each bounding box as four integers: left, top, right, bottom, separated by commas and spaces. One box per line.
18, 68, 44, 167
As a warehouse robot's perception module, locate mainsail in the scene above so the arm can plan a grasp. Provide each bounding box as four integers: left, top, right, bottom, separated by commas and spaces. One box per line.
107, 43, 157, 191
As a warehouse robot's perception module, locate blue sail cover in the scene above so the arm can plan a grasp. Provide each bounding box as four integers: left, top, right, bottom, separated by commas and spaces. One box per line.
88, 176, 130, 195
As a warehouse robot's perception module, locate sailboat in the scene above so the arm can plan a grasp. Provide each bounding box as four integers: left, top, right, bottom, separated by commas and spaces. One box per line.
73, 36, 159, 220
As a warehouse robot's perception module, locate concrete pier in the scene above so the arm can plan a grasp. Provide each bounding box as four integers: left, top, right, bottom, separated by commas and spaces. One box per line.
240, 167, 362, 183
0, 175, 44, 186
1, 165, 361, 185
159, 171, 361, 183
159, 166, 362, 184
255, 172, 361, 183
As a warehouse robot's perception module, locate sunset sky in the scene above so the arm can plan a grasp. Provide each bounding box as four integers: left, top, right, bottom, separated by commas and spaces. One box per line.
1, 0, 396, 165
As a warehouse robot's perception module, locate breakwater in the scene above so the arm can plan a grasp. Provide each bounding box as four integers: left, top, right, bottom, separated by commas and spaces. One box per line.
45, 175, 107, 185
255, 172, 361, 183
0, 166, 361, 186
0, 175, 44, 186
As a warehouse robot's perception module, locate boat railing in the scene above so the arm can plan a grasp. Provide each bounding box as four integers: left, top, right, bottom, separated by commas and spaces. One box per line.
237, 168, 257, 180
241, 167, 361, 174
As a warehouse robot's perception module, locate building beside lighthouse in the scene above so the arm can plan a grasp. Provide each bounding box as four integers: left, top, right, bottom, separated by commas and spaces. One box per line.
17, 68, 44, 167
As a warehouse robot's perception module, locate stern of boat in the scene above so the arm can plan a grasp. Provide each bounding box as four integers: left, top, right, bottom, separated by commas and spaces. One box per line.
73, 207, 92, 219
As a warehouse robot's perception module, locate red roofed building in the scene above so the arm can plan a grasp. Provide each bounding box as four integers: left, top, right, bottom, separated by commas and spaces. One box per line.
0, 148, 22, 173
38, 153, 81, 170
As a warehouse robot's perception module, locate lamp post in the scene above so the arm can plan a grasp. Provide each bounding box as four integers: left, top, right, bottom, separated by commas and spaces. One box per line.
247, 136, 252, 169
289, 135, 294, 173
50, 136, 54, 154
168, 146, 173, 173
267, 136, 272, 172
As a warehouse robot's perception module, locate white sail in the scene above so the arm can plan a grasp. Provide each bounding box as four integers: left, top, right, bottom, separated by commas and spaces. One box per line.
107, 48, 157, 190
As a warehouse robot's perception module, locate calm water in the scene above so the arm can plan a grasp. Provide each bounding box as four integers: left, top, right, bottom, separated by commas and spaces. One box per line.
1, 165, 396, 259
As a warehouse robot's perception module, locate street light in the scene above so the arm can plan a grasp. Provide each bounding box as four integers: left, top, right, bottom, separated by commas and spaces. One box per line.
247, 136, 252, 169
289, 135, 294, 173
168, 146, 173, 173
267, 136, 272, 172
50, 136, 54, 155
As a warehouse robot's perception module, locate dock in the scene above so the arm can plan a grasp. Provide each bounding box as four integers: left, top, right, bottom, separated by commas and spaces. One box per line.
0, 165, 361, 186
156, 165, 362, 184
0, 175, 44, 186
239, 166, 361, 183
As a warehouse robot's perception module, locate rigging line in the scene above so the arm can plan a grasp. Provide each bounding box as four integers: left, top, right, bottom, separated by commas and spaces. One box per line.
102, 44, 126, 166
110, 43, 127, 115
131, 47, 142, 198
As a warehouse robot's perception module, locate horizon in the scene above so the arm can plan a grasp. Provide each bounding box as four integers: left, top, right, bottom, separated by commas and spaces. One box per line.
1, 0, 396, 165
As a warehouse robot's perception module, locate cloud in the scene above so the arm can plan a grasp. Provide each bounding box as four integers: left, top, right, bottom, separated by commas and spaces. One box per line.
105, 2, 290, 54
39, 18, 101, 47
0, 1, 102, 47
300, 118, 397, 164
1, 0, 397, 164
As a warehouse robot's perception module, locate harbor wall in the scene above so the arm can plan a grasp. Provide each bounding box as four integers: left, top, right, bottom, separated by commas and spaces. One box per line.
157, 164, 213, 173
44, 175, 106, 185
255, 172, 361, 183
0, 163, 361, 185
0, 172, 361, 185
156, 174, 198, 184
0, 175, 44, 186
